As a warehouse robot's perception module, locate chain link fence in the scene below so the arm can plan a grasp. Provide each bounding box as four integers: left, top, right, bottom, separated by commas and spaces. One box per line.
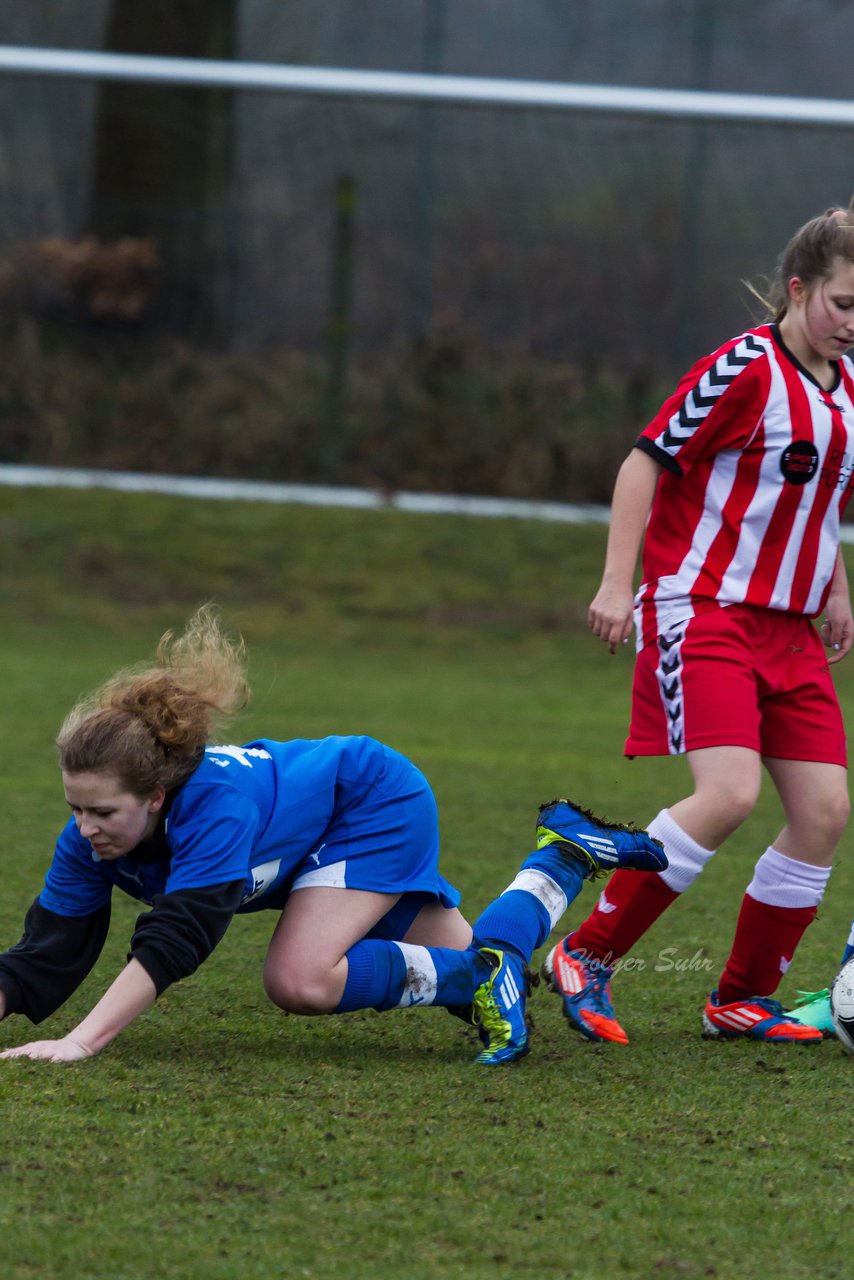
0, 0, 852, 500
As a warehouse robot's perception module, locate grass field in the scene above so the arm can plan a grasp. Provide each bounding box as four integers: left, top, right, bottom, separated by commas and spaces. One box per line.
1, 486, 853, 1280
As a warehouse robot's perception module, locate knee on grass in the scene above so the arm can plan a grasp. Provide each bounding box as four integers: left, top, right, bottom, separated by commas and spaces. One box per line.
263, 964, 340, 1015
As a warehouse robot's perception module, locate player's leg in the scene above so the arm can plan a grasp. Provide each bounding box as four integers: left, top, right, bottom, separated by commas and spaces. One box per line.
263, 777, 665, 1062
707, 619, 848, 1042
548, 745, 760, 1044
705, 757, 848, 1042
263, 886, 404, 1013
401, 901, 472, 948
263, 878, 500, 1018
324, 800, 662, 1064
547, 609, 767, 1044
263, 755, 500, 1020
266, 799, 665, 1064
264, 885, 494, 1016
564, 746, 759, 962
841, 921, 854, 968
467, 798, 667, 1064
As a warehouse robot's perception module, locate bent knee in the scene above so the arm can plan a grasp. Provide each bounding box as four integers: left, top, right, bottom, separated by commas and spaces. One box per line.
702, 779, 760, 829
816, 787, 851, 843
263, 966, 340, 1015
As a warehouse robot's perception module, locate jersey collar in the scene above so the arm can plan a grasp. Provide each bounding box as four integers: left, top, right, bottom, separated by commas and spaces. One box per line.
770, 321, 842, 393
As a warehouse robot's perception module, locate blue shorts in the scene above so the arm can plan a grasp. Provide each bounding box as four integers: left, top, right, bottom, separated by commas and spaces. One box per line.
365, 891, 449, 941
241, 753, 460, 931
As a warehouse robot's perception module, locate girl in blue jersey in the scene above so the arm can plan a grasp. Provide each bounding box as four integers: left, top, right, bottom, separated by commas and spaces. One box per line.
0, 607, 664, 1065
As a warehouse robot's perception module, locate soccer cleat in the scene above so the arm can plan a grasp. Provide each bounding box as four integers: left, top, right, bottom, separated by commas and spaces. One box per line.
542, 937, 629, 1044
783, 988, 836, 1036
471, 946, 530, 1065
536, 799, 667, 881
701, 990, 824, 1042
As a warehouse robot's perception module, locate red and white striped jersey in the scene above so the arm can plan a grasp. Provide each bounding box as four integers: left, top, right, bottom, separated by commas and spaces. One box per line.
634, 324, 854, 648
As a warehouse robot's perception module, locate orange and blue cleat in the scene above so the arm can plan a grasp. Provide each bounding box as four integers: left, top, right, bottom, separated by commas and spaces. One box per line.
542, 937, 629, 1044
702, 990, 824, 1042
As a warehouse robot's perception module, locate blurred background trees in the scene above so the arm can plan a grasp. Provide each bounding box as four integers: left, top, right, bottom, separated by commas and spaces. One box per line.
88, 0, 236, 342
0, 0, 852, 499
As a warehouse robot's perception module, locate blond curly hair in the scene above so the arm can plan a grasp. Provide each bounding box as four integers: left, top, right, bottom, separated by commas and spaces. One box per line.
57, 605, 249, 795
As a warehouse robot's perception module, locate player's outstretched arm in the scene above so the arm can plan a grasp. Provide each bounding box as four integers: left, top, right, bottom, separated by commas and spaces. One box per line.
0, 958, 156, 1063
588, 448, 661, 653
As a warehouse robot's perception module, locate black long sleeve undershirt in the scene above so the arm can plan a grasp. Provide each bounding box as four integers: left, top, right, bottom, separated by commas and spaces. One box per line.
0, 879, 247, 1023
0, 898, 111, 1024
129, 880, 246, 995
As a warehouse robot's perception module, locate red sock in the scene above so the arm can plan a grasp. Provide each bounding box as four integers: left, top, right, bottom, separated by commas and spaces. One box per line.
566, 869, 680, 964
716, 893, 817, 1003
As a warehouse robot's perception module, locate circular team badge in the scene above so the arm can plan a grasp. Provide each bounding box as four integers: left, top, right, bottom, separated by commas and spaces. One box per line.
779, 441, 819, 485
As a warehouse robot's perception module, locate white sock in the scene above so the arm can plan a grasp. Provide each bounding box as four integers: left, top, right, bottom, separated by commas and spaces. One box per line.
391, 943, 438, 1007
648, 808, 716, 893
746, 846, 831, 908
502, 869, 567, 929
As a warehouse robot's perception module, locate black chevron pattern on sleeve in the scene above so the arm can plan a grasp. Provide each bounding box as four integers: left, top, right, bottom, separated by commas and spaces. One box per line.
661, 334, 765, 451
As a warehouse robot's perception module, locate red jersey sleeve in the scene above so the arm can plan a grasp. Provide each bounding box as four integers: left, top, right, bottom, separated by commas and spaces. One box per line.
637, 330, 771, 476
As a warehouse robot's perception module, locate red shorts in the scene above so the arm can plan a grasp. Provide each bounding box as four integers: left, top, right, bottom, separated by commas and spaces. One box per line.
626, 604, 847, 764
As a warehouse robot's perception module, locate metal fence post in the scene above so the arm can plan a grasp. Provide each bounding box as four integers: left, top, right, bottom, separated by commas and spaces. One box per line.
323, 173, 356, 474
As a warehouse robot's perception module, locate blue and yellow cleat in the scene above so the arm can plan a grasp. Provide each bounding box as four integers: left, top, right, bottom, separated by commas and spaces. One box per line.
784, 988, 836, 1037
536, 799, 667, 881
471, 946, 530, 1065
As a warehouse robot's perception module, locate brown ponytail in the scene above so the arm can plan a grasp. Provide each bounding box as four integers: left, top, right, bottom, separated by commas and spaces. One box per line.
748, 198, 854, 322
57, 605, 249, 795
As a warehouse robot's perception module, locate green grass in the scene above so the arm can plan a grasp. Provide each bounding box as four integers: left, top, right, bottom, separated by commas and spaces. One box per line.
1, 487, 854, 1279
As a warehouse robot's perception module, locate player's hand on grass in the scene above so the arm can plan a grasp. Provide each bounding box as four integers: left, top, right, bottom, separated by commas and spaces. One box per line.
0, 1036, 95, 1063
588, 583, 634, 654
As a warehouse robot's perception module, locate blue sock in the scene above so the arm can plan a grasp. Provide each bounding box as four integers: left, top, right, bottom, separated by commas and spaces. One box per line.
336, 938, 489, 1012
841, 920, 854, 968
472, 846, 585, 962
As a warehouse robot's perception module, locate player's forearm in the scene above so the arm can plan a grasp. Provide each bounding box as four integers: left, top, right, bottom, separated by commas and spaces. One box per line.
599, 449, 661, 589
830, 548, 851, 601
68, 958, 157, 1055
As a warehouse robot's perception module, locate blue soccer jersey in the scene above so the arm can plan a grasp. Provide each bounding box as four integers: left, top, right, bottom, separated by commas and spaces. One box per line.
0, 736, 461, 1022
40, 736, 459, 917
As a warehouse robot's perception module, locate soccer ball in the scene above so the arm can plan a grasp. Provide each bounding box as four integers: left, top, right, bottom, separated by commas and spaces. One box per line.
830, 957, 854, 1054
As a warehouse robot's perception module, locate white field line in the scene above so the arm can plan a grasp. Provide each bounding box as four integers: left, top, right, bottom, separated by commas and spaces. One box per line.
0, 463, 610, 526
4, 463, 854, 541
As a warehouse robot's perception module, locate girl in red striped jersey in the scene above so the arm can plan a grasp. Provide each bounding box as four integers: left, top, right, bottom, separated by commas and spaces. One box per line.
544, 203, 854, 1045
